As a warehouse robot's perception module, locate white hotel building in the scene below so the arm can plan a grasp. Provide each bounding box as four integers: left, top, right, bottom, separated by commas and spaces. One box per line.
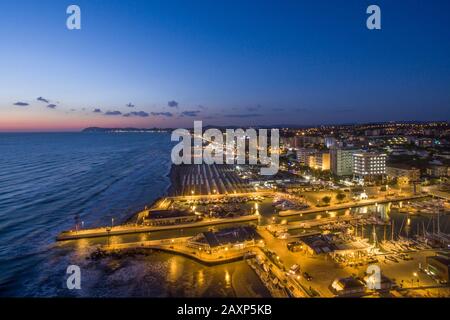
352, 152, 387, 179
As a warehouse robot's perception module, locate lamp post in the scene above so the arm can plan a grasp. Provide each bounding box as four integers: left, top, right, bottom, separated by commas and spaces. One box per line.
413, 272, 419, 288
111, 217, 114, 229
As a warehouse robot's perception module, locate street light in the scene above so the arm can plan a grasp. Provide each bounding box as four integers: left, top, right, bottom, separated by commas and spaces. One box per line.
412, 272, 418, 287
111, 218, 114, 228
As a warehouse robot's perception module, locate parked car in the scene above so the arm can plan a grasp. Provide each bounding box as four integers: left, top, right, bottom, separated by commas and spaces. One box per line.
303, 272, 313, 281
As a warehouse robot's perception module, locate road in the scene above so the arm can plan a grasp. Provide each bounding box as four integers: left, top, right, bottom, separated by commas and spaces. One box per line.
257, 227, 349, 297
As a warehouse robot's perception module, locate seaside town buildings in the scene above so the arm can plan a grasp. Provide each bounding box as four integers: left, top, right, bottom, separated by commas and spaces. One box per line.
280, 122, 449, 183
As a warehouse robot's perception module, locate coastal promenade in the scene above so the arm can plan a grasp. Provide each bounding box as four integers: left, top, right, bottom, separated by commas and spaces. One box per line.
56, 214, 259, 241
278, 193, 429, 217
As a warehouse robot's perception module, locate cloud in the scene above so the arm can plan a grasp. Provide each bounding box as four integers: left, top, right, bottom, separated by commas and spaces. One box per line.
93, 108, 102, 113
37, 97, 50, 103
224, 113, 262, 118
13, 102, 29, 106
181, 110, 201, 117
123, 111, 149, 117
47, 104, 57, 109
151, 112, 173, 117
126, 103, 135, 108
105, 111, 122, 116
168, 100, 179, 108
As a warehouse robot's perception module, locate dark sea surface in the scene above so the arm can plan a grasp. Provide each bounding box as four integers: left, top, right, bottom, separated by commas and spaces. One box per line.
0, 133, 269, 297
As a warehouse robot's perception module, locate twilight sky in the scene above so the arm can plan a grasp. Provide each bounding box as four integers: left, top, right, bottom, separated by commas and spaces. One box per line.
0, 0, 449, 131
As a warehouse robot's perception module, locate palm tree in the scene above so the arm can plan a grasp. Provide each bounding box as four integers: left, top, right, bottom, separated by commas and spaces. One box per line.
336, 193, 346, 203
322, 196, 331, 205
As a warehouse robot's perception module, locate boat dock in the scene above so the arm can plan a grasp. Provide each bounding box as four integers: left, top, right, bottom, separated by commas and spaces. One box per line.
285, 214, 363, 230
278, 194, 429, 217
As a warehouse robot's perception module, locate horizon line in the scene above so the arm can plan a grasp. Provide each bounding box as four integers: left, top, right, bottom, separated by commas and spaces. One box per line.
1, 119, 448, 134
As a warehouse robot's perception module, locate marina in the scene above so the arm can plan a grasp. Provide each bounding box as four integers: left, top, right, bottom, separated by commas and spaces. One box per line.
50, 141, 450, 298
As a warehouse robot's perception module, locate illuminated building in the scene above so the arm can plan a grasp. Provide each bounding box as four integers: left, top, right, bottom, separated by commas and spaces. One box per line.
314, 151, 330, 171
386, 164, 421, 181
352, 152, 387, 179
330, 147, 359, 176
297, 148, 317, 165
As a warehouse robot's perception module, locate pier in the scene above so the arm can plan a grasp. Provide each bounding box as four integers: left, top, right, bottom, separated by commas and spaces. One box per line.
278, 193, 429, 217
284, 214, 363, 230
102, 235, 310, 297
56, 214, 259, 241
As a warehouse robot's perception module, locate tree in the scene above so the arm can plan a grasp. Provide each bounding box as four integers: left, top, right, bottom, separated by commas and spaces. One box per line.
336, 193, 346, 202
397, 176, 409, 188
322, 196, 331, 205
